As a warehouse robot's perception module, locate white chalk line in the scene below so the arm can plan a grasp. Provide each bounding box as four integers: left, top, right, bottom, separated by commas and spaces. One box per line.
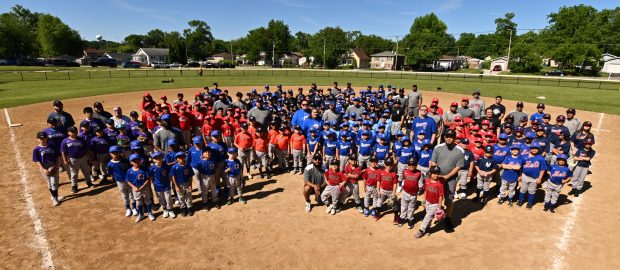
549, 112, 604, 270
4, 108, 55, 269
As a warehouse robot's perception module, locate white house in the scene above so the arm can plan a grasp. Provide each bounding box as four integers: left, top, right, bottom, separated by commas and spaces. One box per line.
104, 52, 134, 64
370, 51, 405, 70
601, 54, 620, 74
490, 56, 509, 72
132, 48, 169, 66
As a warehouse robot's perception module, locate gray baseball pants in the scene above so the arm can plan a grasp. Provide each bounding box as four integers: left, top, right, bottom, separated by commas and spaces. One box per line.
364, 185, 378, 209
199, 174, 218, 203
572, 166, 589, 191
544, 181, 562, 205
399, 191, 418, 220
228, 175, 243, 199
155, 190, 173, 210
420, 202, 439, 232
499, 179, 517, 199
176, 182, 192, 209
68, 156, 92, 187
320, 185, 341, 207
520, 174, 538, 195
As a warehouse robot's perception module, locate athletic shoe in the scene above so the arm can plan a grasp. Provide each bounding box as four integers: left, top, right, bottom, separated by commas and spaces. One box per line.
163, 210, 169, 218
508, 201, 513, 207
543, 205, 549, 212
330, 208, 336, 215
214, 203, 221, 209
549, 207, 556, 214
417, 189, 424, 196
516, 201, 524, 207
372, 210, 380, 221
393, 216, 400, 226
335, 206, 341, 213
356, 206, 364, 213
239, 198, 247, 204
574, 190, 580, 197
305, 202, 311, 213
188, 209, 194, 216
51, 196, 59, 206
168, 210, 176, 218
415, 229, 425, 239
148, 213, 156, 221
135, 215, 145, 223
132, 208, 139, 216
497, 197, 505, 204
459, 193, 467, 199
325, 205, 332, 214
225, 200, 232, 206
125, 209, 132, 217
526, 204, 533, 210
568, 189, 575, 195
87, 182, 94, 188
363, 208, 370, 217
174, 199, 179, 205
181, 209, 188, 217
71, 186, 78, 194
407, 219, 415, 229
203, 204, 210, 212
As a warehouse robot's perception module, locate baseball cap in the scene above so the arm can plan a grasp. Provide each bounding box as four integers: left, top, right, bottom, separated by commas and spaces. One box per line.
525, 131, 535, 139
583, 138, 594, 145
537, 103, 545, 109
211, 130, 221, 136
53, 100, 63, 106
129, 154, 141, 161
462, 97, 469, 102
36, 132, 47, 139
450, 102, 458, 107
151, 151, 164, 158
192, 136, 203, 144
481, 119, 490, 125
227, 147, 238, 154
167, 139, 177, 146
484, 145, 494, 153
109, 145, 122, 153
530, 142, 540, 149
460, 138, 470, 145
130, 140, 143, 150
583, 121, 592, 127
470, 125, 480, 131
174, 151, 187, 159
516, 101, 524, 107
160, 114, 171, 121
454, 116, 462, 122
407, 159, 418, 166
47, 117, 58, 124
430, 167, 441, 174
556, 115, 566, 122
520, 116, 528, 123
557, 154, 568, 160
498, 133, 508, 140
422, 139, 431, 145
432, 98, 439, 103
510, 144, 521, 149
567, 108, 576, 114
472, 89, 481, 95
543, 114, 551, 119
515, 127, 524, 133
445, 130, 457, 138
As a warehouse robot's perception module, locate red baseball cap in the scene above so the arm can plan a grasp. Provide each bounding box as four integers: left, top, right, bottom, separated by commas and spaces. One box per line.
450, 102, 458, 107
454, 116, 462, 122
432, 98, 439, 103
481, 119, 490, 125
470, 125, 480, 131
160, 95, 167, 100
462, 97, 469, 102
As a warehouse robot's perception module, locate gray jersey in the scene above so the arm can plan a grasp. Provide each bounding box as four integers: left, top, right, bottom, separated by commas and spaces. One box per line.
443, 111, 461, 123
154, 128, 184, 152
430, 144, 465, 181
469, 98, 485, 119
508, 110, 528, 123
231, 100, 248, 110
564, 118, 581, 135
345, 105, 365, 117
394, 95, 408, 106
322, 110, 340, 123
304, 165, 325, 186
407, 91, 422, 108
457, 107, 475, 119
247, 107, 272, 126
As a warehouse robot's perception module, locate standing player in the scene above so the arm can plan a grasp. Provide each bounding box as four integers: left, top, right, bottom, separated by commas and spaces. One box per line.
399, 159, 421, 229
61, 126, 94, 193
570, 139, 595, 197
415, 167, 444, 238
340, 154, 364, 213
234, 123, 254, 178
33, 132, 63, 206
544, 154, 572, 213
474, 145, 498, 205
126, 154, 155, 222
517, 142, 547, 209
170, 152, 195, 217
225, 147, 246, 205
149, 152, 176, 218
456, 138, 474, 199
498, 145, 523, 206
375, 159, 398, 222
107, 146, 136, 216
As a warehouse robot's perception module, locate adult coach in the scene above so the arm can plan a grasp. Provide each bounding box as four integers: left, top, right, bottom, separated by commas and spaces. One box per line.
406, 84, 422, 117
411, 105, 437, 144
247, 99, 272, 127
430, 129, 464, 233
469, 89, 485, 121
292, 100, 311, 127
111, 106, 132, 128
303, 154, 325, 212
488, 96, 506, 121
153, 116, 185, 152
48, 100, 75, 130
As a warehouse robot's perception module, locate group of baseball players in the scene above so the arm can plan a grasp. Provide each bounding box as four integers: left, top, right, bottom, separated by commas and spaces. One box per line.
34, 82, 596, 237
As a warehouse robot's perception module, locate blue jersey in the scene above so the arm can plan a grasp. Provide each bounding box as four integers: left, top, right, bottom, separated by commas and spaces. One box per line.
107, 158, 130, 181
392, 141, 403, 158
338, 140, 352, 156
207, 141, 227, 162
492, 144, 510, 164
548, 165, 572, 185
198, 159, 216, 176
413, 140, 424, 153
357, 138, 375, 156
519, 144, 531, 159
165, 151, 177, 165
324, 139, 338, 156
187, 146, 205, 168
149, 164, 171, 192
546, 125, 569, 145
476, 157, 498, 172
374, 143, 390, 161
461, 149, 474, 170
411, 117, 437, 139
307, 136, 322, 153
80, 118, 105, 134
574, 148, 595, 167
417, 148, 432, 167
522, 155, 547, 178
225, 158, 242, 177
125, 167, 148, 187
510, 136, 526, 146
170, 163, 194, 185
533, 137, 550, 154
303, 118, 322, 134
501, 155, 523, 182
398, 146, 417, 164
530, 112, 544, 123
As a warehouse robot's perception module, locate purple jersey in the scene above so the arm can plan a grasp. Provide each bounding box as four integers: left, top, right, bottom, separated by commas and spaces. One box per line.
60, 137, 87, 158
32, 145, 58, 167
89, 136, 110, 155
103, 128, 119, 143
80, 118, 105, 133
43, 127, 66, 151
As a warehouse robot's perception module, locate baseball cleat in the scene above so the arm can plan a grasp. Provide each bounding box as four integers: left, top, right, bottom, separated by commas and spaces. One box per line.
407, 219, 415, 229
168, 210, 176, 218
188, 209, 194, 216
51, 196, 59, 206
549, 207, 556, 214
363, 208, 370, 217
125, 209, 132, 217
132, 208, 139, 216
508, 201, 513, 207
497, 197, 505, 204
325, 205, 332, 214
135, 215, 145, 223
148, 213, 156, 221
305, 202, 311, 213
181, 209, 188, 217
526, 204, 533, 210
163, 210, 169, 218
239, 198, 247, 204
415, 230, 425, 238
71, 186, 78, 194
225, 200, 232, 206
356, 206, 364, 213
516, 201, 524, 207
574, 190, 580, 197
330, 208, 336, 215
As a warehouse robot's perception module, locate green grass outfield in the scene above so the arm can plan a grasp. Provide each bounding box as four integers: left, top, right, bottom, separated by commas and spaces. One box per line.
1, 69, 619, 114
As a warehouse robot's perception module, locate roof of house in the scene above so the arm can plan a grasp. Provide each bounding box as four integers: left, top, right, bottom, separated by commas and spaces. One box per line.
137, 48, 169, 56
211, 52, 237, 58
105, 53, 134, 59
371, 51, 404, 57
437, 55, 460, 61
84, 48, 105, 57
351, 48, 370, 60
491, 56, 509, 62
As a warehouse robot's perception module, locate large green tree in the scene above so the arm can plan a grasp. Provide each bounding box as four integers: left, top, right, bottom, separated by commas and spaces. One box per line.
36, 14, 82, 57
351, 34, 394, 55
308, 27, 349, 68
402, 13, 455, 69
183, 20, 214, 60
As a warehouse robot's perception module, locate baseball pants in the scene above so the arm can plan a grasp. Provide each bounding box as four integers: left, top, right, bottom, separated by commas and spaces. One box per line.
409, 107, 420, 118
572, 166, 589, 191
376, 188, 393, 208
132, 185, 153, 208
420, 202, 439, 232
93, 153, 109, 178
399, 191, 418, 220
155, 190, 173, 210
223, 136, 234, 148
116, 181, 135, 207
499, 179, 517, 199
274, 149, 288, 171
181, 130, 191, 149
476, 173, 493, 192
339, 181, 361, 204
358, 155, 370, 169
339, 155, 350, 172
397, 162, 407, 183
324, 155, 335, 169
417, 165, 429, 187
364, 185, 378, 209
176, 182, 192, 209
39, 164, 59, 191
520, 174, 538, 195
320, 185, 341, 207
457, 169, 469, 188
199, 174, 218, 203
239, 149, 252, 172
255, 151, 269, 169
544, 181, 562, 205
192, 168, 203, 194
291, 149, 303, 169
268, 144, 276, 160
228, 175, 243, 199
68, 156, 92, 187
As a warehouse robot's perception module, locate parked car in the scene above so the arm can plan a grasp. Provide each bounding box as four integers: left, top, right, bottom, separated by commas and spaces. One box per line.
49, 59, 80, 67
186, 62, 200, 67
169, 62, 182, 68
151, 61, 169, 68
91, 58, 117, 68
19, 59, 45, 66
122, 61, 141, 68
203, 62, 218, 69
545, 69, 565, 76
492, 65, 502, 71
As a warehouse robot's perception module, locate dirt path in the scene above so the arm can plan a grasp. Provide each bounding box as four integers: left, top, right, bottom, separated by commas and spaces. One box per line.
2, 86, 619, 269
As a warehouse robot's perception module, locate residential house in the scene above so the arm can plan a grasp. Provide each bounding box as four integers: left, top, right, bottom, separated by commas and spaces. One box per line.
370, 51, 405, 70
77, 48, 105, 65
257, 51, 271, 66
104, 53, 134, 64
601, 53, 620, 74
132, 48, 169, 66
466, 57, 481, 69
433, 55, 467, 71
279, 52, 304, 67
207, 52, 237, 63
542, 58, 559, 68
489, 56, 509, 72
343, 48, 370, 69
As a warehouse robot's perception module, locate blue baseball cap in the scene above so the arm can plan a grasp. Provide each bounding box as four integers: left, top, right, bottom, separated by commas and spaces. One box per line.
361, 130, 370, 136
151, 151, 164, 158
557, 154, 568, 160
192, 136, 203, 144
227, 147, 238, 153
327, 130, 336, 136
129, 154, 141, 161
309, 128, 318, 133
339, 131, 349, 137
530, 142, 540, 149
161, 114, 171, 121
174, 151, 186, 158
515, 126, 524, 132
525, 131, 535, 139
109, 145, 122, 153
510, 144, 521, 149
343, 114, 350, 118
395, 131, 404, 137
350, 112, 357, 117
416, 129, 426, 135
211, 130, 221, 136
401, 137, 411, 143
498, 133, 508, 140
130, 140, 143, 150
167, 138, 177, 146
329, 121, 337, 126
377, 134, 386, 140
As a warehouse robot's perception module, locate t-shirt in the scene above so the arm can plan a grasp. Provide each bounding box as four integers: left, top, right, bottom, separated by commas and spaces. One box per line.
170, 163, 194, 185
548, 165, 572, 185
304, 165, 325, 185
424, 179, 444, 204
402, 169, 421, 194
254, 136, 269, 153
417, 148, 432, 167
225, 158, 242, 177
126, 167, 148, 187
430, 144, 465, 180
522, 155, 548, 178
501, 155, 523, 182
32, 145, 58, 166
380, 171, 397, 191
107, 158, 130, 181
89, 136, 110, 155
407, 91, 422, 108
149, 164, 171, 192
489, 104, 506, 119
325, 170, 346, 186
362, 167, 382, 186
476, 157, 498, 172
290, 133, 306, 150
412, 117, 437, 139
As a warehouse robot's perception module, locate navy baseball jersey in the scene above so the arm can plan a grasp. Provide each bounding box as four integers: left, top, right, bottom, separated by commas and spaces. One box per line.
476, 157, 498, 172
574, 149, 595, 167
197, 159, 216, 176
43, 127, 67, 151
207, 141, 227, 162
170, 163, 194, 185
460, 149, 474, 170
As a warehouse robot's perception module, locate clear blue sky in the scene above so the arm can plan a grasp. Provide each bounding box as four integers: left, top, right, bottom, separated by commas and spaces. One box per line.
1, 0, 617, 42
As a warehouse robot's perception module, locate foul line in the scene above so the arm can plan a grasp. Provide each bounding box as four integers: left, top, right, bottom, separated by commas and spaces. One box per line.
4, 109, 55, 269
550, 112, 604, 270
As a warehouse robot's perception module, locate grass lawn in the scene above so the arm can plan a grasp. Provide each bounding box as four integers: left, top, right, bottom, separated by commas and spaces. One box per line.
0, 69, 619, 114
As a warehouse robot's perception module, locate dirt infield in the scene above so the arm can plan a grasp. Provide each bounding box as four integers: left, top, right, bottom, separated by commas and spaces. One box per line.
2, 86, 619, 269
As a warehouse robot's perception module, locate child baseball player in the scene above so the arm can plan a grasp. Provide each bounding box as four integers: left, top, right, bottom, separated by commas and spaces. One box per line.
90, 128, 110, 183
357, 130, 374, 169
456, 138, 474, 199
321, 160, 346, 215
376, 159, 398, 222
225, 147, 246, 205
274, 125, 291, 173
234, 123, 254, 178
107, 145, 136, 217
61, 126, 94, 193
33, 132, 63, 206
198, 148, 220, 210
474, 145, 498, 205
544, 154, 572, 213
518, 142, 547, 209
570, 139, 595, 197
170, 152, 195, 217
126, 154, 155, 222
340, 154, 364, 213
337, 132, 353, 172
149, 151, 176, 218
498, 145, 524, 206
290, 125, 306, 174
400, 159, 421, 229
361, 157, 382, 217
253, 127, 271, 179
415, 167, 445, 239
416, 139, 433, 192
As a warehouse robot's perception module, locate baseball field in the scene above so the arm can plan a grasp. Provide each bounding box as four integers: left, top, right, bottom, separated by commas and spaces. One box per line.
1, 74, 620, 269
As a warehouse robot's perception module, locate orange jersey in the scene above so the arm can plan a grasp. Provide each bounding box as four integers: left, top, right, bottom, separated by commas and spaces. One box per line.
290, 133, 306, 150
235, 131, 254, 149
201, 122, 214, 136
268, 129, 279, 145
253, 136, 269, 152
275, 134, 290, 150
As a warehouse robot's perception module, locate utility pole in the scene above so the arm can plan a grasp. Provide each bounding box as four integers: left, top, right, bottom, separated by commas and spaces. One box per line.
323, 38, 326, 69
506, 29, 513, 72
394, 35, 400, 70
272, 40, 275, 67
230, 40, 234, 62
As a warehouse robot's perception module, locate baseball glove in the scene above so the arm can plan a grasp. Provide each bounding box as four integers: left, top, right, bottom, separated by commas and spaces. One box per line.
435, 209, 446, 221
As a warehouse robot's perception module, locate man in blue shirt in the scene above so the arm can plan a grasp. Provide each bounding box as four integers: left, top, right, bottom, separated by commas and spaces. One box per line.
410, 105, 437, 144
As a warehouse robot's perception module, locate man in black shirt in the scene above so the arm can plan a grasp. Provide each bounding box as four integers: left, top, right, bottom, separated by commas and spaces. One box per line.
488, 95, 506, 121
390, 100, 405, 137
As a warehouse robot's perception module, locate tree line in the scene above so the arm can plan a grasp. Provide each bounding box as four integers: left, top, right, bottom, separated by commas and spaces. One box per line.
0, 4, 618, 72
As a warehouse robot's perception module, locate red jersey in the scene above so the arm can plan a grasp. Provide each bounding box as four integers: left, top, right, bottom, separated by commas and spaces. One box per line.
471, 146, 484, 161
192, 111, 205, 128
235, 131, 254, 149
362, 167, 382, 186
253, 136, 268, 152
343, 164, 362, 183
201, 121, 214, 136
424, 179, 444, 204
379, 171, 397, 191
325, 169, 346, 186
177, 112, 193, 131
141, 111, 158, 130
268, 129, 279, 145
275, 134, 290, 151
221, 122, 234, 137
290, 133, 306, 150
402, 169, 421, 194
